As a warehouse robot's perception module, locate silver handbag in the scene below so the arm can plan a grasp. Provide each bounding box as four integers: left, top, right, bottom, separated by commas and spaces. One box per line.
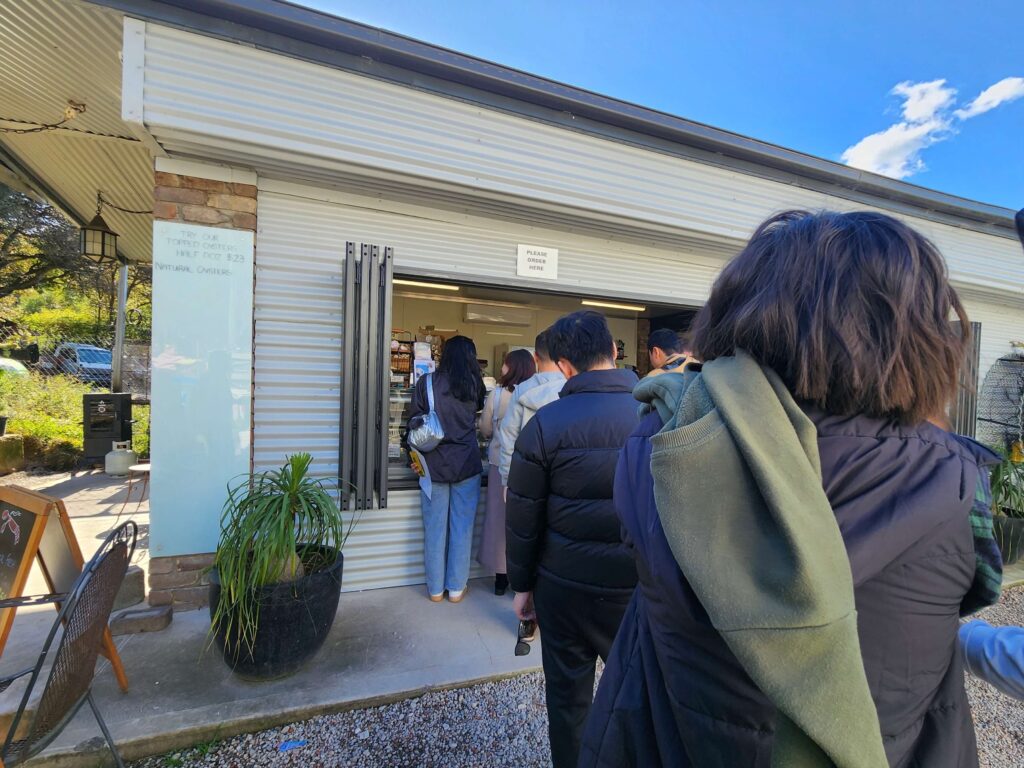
407, 374, 445, 452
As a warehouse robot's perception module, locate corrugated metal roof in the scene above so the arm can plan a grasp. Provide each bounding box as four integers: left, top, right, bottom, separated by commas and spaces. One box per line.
0, 0, 153, 262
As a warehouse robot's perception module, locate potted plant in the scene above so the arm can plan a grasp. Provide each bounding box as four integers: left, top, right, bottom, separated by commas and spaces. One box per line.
208, 453, 356, 680
990, 447, 1024, 565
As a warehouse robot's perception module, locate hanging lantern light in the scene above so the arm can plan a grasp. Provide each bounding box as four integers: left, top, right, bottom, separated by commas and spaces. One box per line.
80, 194, 118, 262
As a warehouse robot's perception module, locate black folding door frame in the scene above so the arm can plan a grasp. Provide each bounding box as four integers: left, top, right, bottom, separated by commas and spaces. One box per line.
340, 242, 394, 511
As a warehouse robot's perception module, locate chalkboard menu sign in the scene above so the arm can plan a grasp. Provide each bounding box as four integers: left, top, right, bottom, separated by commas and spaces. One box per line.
0, 486, 129, 691
0, 499, 40, 600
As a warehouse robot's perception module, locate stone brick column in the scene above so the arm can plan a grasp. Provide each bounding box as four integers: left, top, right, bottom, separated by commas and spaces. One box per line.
153, 172, 257, 230
148, 170, 256, 611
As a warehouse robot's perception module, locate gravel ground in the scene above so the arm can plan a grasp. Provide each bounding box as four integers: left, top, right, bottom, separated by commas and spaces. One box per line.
133, 588, 1023, 768
131, 672, 555, 768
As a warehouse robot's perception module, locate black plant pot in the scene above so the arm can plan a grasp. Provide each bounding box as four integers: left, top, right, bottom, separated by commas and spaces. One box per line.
994, 516, 1024, 566
0, 416, 7, 437
209, 545, 343, 681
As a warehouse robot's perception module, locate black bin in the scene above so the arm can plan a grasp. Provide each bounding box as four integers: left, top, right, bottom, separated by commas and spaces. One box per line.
83, 393, 133, 460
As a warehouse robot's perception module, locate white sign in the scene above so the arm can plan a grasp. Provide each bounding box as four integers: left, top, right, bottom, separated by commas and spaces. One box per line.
150, 222, 254, 557
517, 244, 558, 280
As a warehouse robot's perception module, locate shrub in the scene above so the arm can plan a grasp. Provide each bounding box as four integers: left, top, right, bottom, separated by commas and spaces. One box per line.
0, 372, 150, 469
0, 372, 85, 470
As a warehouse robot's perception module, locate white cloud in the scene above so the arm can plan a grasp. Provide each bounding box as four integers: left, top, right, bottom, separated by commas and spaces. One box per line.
955, 77, 1024, 119
841, 119, 950, 179
892, 79, 956, 122
842, 75, 1024, 179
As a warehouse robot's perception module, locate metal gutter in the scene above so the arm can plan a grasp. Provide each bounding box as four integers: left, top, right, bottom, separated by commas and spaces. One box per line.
91, 0, 1018, 237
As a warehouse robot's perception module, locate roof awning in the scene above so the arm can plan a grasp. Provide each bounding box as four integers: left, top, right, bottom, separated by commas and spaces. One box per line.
0, 0, 153, 262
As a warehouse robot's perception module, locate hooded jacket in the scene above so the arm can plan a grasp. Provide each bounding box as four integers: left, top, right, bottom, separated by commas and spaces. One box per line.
505, 368, 639, 593
645, 352, 690, 378
580, 367, 998, 768
496, 370, 566, 485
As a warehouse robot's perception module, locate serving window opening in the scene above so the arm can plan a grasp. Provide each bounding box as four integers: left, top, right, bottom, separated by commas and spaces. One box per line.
385, 277, 698, 489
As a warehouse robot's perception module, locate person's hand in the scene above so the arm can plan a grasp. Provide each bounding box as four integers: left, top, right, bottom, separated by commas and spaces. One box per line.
514, 590, 536, 622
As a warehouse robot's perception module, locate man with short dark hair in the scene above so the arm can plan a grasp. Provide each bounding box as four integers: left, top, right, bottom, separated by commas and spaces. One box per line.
505, 310, 639, 768
646, 328, 691, 377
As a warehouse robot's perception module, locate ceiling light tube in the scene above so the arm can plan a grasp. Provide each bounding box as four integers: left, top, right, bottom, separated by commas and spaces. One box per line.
581, 299, 646, 312
394, 279, 460, 291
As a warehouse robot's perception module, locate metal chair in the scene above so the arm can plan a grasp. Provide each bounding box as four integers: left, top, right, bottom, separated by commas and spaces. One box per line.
0, 521, 137, 767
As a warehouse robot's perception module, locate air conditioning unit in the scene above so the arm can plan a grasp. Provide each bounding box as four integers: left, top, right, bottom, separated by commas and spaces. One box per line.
463, 303, 533, 326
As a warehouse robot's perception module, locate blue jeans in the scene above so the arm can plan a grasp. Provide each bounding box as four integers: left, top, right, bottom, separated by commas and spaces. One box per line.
421, 474, 481, 595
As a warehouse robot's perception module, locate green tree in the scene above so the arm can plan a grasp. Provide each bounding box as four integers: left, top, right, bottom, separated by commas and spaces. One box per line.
0, 184, 83, 299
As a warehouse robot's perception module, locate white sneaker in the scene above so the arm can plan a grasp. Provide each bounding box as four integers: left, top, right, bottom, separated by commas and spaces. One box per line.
448, 586, 468, 603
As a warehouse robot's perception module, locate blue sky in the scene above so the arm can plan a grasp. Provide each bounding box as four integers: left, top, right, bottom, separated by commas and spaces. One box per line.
295, 0, 1023, 211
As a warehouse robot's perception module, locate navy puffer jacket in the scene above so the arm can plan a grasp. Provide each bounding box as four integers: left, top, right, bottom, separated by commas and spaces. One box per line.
581, 406, 994, 768
505, 368, 639, 594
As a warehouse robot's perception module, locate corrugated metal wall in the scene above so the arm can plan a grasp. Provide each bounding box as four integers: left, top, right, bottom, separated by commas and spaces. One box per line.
139, 22, 1024, 299
962, 293, 1024, 390
253, 191, 505, 590
260, 180, 721, 305
257, 185, 1024, 591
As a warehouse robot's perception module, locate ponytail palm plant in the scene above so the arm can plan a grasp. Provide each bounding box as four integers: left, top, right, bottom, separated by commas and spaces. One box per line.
210, 453, 356, 652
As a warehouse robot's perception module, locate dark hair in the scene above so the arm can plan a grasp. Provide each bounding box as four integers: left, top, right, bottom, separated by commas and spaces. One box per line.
691, 210, 969, 423
499, 349, 536, 391
647, 328, 684, 354
534, 330, 552, 362
438, 335, 484, 403
548, 311, 615, 372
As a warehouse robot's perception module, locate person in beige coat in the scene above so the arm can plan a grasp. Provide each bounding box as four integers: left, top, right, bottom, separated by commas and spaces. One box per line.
478, 349, 536, 595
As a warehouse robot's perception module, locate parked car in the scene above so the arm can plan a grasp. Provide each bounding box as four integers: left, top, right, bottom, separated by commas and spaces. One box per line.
0, 357, 29, 377
39, 343, 113, 387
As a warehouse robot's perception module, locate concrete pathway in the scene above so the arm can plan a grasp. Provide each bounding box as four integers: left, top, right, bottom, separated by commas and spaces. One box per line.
3, 469, 151, 596
24, 578, 537, 767
0, 471, 539, 767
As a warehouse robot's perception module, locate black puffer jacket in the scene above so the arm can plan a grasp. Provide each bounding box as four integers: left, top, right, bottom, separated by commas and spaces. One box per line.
580, 406, 997, 768
505, 368, 640, 594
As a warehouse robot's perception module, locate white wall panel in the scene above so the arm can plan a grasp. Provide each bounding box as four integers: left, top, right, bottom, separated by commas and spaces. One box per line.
139, 23, 1024, 301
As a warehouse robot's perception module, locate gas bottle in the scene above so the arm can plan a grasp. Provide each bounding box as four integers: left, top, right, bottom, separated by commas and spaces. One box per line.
105, 440, 137, 476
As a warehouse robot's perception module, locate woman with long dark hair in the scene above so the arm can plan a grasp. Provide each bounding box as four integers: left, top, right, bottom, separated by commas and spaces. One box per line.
581, 211, 1001, 767
478, 348, 536, 594
407, 335, 486, 603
